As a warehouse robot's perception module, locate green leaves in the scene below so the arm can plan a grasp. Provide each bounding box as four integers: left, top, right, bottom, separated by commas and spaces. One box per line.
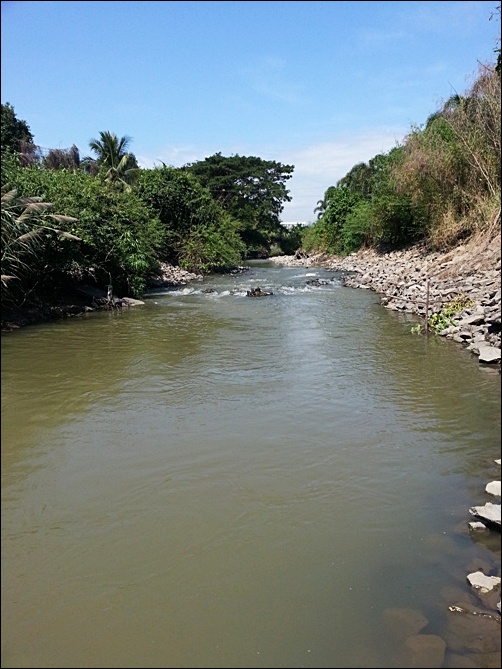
86, 131, 139, 190
428, 295, 473, 334
136, 166, 245, 272
183, 153, 294, 256
1, 187, 80, 303
1, 102, 34, 153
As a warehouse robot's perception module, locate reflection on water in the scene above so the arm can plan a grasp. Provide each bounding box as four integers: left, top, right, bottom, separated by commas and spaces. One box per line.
1, 262, 500, 668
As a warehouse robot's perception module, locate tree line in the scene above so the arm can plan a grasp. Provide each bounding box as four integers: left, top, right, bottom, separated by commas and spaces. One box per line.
1, 19, 500, 312
1, 116, 296, 306
303, 58, 500, 257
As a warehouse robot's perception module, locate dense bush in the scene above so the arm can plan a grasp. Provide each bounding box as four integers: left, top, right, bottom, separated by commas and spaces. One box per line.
2, 154, 164, 296
136, 166, 245, 272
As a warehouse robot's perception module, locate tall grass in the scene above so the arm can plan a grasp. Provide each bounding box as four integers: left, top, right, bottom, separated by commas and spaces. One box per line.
1, 186, 79, 305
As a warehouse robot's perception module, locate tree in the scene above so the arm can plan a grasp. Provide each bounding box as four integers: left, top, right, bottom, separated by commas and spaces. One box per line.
84, 131, 139, 189
44, 145, 80, 171
314, 186, 337, 219
136, 166, 245, 272
184, 153, 294, 256
1, 102, 34, 153
2, 154, 164, 297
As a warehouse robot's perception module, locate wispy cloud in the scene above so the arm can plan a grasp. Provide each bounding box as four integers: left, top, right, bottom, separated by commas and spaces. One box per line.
238, 56, 304, 104
137, 127, 406, 223
278, 128, 406, 221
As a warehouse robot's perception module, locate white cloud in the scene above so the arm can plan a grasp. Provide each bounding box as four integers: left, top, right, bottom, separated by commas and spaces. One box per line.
137, 127, 406, 223
278, 128, 406, 221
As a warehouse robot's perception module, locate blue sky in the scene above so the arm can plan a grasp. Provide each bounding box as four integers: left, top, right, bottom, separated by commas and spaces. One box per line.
1, 1, 500, 222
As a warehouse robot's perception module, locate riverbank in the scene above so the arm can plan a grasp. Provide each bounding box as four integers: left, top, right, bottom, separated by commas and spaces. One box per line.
0, 263, 203, 333
2, 235, 501, 366
270, 231, 501, 367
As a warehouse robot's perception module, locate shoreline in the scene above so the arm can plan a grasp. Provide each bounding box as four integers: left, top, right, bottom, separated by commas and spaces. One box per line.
3, 235, 501, 367
270, 233, 501, 368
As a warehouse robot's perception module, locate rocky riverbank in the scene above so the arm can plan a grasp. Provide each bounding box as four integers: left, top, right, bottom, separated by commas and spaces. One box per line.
271, 232, 501, 367
2, 235, 501, 357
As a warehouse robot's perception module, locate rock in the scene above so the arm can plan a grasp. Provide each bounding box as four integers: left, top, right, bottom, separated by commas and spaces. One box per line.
246, 286, 273, 297
466, 571, 501, 594
147, 262, 202, 287
477, 344, 501, 364
485, 481, 501, 497
469, 502, 501, 528
121, 297, 145, 307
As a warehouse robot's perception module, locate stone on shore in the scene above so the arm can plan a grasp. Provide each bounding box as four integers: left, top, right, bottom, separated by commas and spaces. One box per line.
477, 344, 501, 364
469, 502, 501, 528
485, 481, 501, 497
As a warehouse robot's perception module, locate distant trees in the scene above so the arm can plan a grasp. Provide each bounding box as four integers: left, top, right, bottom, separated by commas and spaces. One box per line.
1, 102, 34, 153
183, 153, 294, 257
44, 145, 81, 171
136, 166, 245, 272
303, 60, 500, 256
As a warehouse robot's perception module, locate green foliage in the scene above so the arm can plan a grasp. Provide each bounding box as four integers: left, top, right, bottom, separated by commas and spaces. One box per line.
1, 185, 79, 305
390, 65, 501, 249
337, 154, 389, 201
183, 153, 294, 256
369, 193, 422, 247
306, 186, 360, 254
1, 102, 34, 153
427, 295, 473, 334
308, 45, 500, 256
304, 149, 422, 256
178, 214, 246, 273
136, 166, 245, 272
274, 223, 305, 255
342, 201, 373, 253
314, 186, 338, 219
84, 131, 139, 190
2, 157, 164, 296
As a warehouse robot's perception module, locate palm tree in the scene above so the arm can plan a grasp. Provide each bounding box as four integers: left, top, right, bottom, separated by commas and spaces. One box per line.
85, 131, 139, 189
314, 186, 337, 219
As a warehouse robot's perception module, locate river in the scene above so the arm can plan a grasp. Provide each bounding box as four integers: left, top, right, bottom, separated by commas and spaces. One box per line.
1, 261, 500, 668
